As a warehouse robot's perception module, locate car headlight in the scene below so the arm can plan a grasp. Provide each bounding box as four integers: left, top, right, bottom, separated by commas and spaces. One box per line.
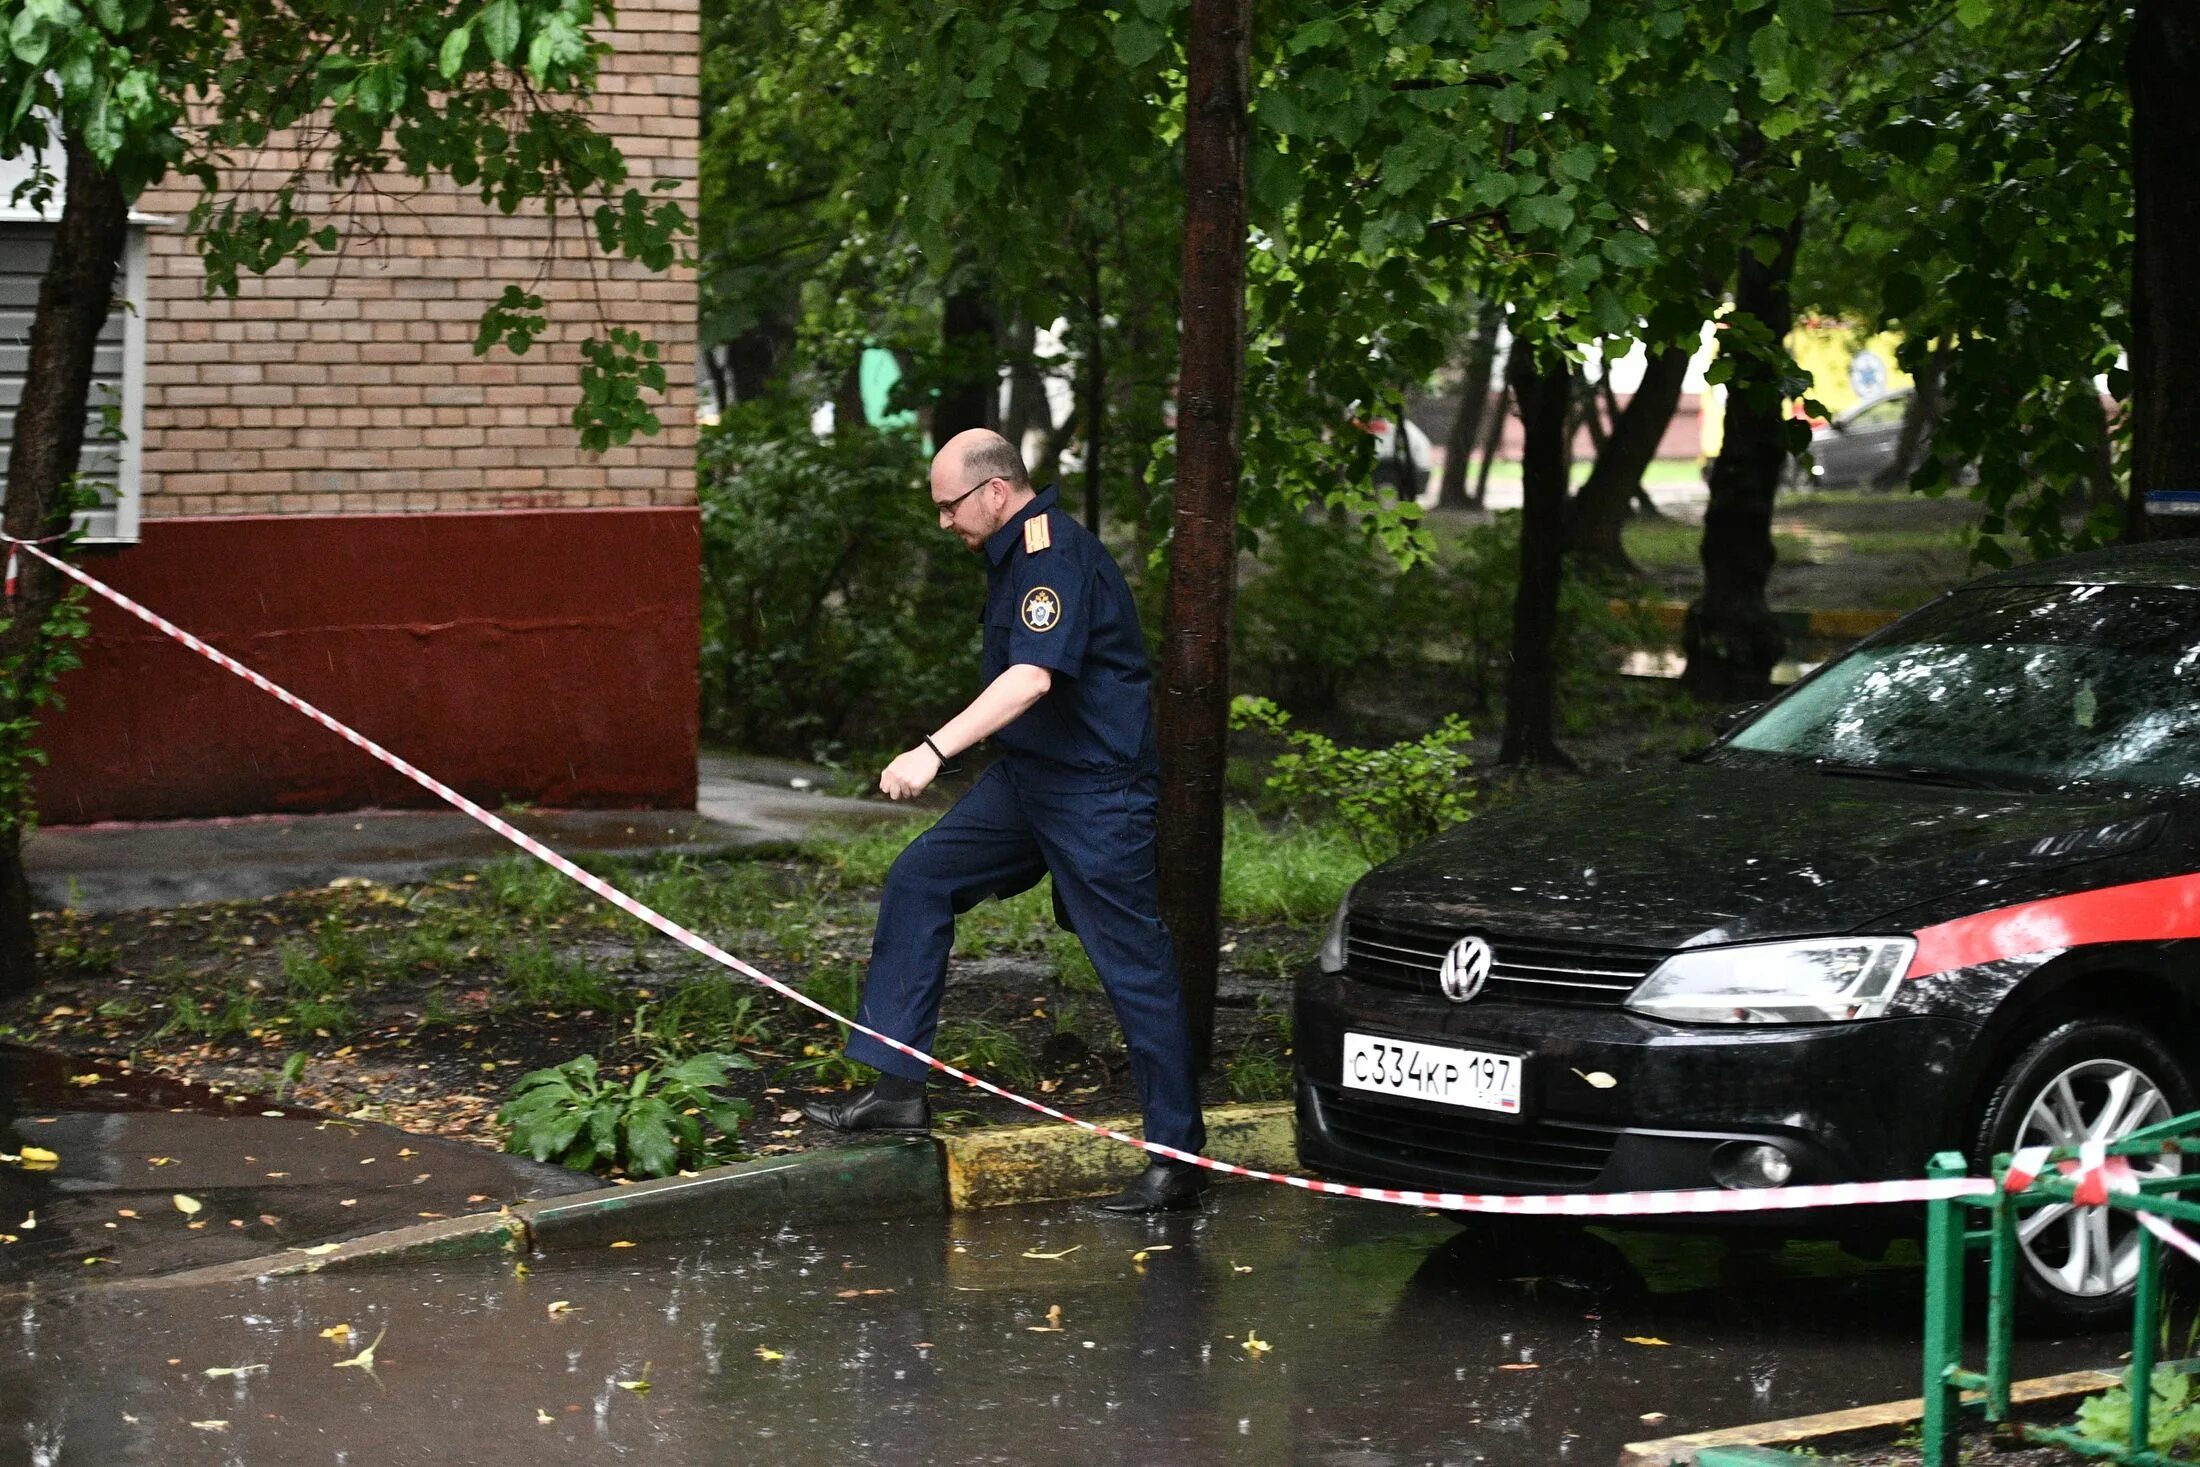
1318, 898, 1349, 974
1624, 937, 1916, 1024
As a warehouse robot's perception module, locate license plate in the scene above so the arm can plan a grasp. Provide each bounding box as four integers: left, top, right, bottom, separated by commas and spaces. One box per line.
1341, 1031, 1522, 1114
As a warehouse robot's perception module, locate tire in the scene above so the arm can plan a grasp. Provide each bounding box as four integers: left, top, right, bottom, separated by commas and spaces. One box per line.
1971, 1017, 2195, 1329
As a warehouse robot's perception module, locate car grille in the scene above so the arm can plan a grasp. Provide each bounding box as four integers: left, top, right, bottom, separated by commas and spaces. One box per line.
1310, 1081, 1618, 1189
1344, 914, 1666, 1008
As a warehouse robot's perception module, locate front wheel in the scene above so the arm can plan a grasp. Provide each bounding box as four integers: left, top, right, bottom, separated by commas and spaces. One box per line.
1972, 1018, 2193, 1329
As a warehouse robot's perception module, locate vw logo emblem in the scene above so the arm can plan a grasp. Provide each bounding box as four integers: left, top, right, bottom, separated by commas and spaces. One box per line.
1438, 935, 1494, 1003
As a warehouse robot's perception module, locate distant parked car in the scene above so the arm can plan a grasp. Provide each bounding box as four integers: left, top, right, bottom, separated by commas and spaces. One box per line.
1366, 416, 1433, 499
1794, 389, 1912, 489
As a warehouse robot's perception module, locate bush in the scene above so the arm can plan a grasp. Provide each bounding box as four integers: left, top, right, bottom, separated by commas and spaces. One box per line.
497, 1051, 756, 1178
699, 421, 977, 760
1234, 505, 1409, 711
1230, 696, 1474, 864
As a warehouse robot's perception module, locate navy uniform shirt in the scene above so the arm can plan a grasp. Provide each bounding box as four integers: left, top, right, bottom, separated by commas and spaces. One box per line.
981, 484, 1157, 789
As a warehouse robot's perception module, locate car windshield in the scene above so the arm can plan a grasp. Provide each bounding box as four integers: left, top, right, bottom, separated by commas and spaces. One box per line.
1722, 583, 2200, 790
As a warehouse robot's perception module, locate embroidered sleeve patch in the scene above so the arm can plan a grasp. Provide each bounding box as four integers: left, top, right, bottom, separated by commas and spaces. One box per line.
1023, 516, 1052, 554
1020, 586, 1062, 633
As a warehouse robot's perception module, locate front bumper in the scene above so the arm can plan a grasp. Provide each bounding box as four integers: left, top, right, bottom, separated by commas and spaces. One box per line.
1294, 968, 1980, 1198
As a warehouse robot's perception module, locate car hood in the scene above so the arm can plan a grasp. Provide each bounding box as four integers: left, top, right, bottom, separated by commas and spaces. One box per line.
1350, 761, 2171, 950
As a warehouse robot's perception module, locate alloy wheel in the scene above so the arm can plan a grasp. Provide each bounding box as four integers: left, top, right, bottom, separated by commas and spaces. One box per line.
2010, 1058, 2181, 1299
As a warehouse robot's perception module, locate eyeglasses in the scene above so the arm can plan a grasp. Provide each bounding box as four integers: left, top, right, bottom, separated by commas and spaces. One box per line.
933, 475, 999, 522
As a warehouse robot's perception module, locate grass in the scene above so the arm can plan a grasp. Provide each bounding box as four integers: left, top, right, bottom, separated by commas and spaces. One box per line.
1623, 519, 1814, 571
1225, 1049, 1291, 1102
1219, 809, 1369, 924
935, 1019, 1037, 1087
640, 976, 776, 1056
497, 940, 622, 1014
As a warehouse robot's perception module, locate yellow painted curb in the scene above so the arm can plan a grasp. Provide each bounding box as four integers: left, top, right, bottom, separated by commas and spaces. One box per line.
1616, 1367, 2121, 1465
939, 1102, 1296, 1210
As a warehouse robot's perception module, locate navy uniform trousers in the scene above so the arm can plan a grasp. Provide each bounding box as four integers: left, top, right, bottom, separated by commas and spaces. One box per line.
844, 758, 1207, 1155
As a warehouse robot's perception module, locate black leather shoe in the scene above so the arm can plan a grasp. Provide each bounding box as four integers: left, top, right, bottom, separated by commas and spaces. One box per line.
799, 1083, 930, 1135
1095, 1161, 1210, 1215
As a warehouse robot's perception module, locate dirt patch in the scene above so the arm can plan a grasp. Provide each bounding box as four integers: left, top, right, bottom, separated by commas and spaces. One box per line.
6, 850, 1305, 1179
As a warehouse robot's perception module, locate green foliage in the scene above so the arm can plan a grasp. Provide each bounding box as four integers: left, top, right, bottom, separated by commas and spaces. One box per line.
498, 1051, 756, 1178
1225, 1049, 1291, 1103
1231, 697, 1474, 864
1217, 807, 1370, 925
497, 940, 621, 1013
797, 960, 863, 1022
480, 856, 591, 920
935, 1019, 1037, 1087
1045, 928, 1101, 993
638, 977, 776, 1057
802, 816, 936, 892
698, 422, 976, 759
1236, 504, 1424, 711
2072, 1366, 2200, 1455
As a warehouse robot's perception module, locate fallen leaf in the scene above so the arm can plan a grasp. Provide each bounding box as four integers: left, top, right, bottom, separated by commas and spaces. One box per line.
754, 1346, 784, 1362
835, 1288, 894, 1298
547, 1300, 577, 1316
259, 1214, 280, 1227
1021, 1245, 1082, 1261
1026, 1303, 1066, 1334
1624, 1336, 1671, 1348
20, 1212, 34, 1230
609, 1240, 636, 1249
319, 1324, 352, 1343
189, 1420, 230, 1432
172, 1194, 202, 1216
291, 1243, 341, 1257
1499, 1363, 1540, 1371
115, 1209, 137, 1219
1571, 1068, 1618, 1089
467, 1194, 491, 1204
1231, 1261, 1252, 1274
203, 1364, 266, 1379
19, 1146, 57, 1170
1129, 1245, 1174, 1263
1242, 1331, 1271, 1356
68, 1073, 101, 1087
1640, 1412, 1668, 1424
332, 1326, 386, 1370
513, 1261, 531, 1279
398, 1148, 417, 1158
146, 1156, 178, 1167
536, 1409, 553, 1425
615, 1364, 652, 1394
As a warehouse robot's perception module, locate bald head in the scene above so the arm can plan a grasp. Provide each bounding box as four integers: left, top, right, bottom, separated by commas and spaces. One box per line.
929, 429, 1034, 550
935, 429, 1030, 492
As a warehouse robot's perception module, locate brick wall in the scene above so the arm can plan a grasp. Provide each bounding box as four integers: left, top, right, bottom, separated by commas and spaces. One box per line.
131, 0, 698, 519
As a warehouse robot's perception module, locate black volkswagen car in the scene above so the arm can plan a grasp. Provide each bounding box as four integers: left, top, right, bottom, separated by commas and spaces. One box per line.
1295, 538, 2200, 1324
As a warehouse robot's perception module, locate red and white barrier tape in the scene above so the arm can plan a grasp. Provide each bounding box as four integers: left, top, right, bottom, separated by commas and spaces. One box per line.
15, 533, 2179, 1220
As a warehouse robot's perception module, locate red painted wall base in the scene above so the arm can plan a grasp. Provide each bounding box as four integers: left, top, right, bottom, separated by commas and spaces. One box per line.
34, 508, 701, 825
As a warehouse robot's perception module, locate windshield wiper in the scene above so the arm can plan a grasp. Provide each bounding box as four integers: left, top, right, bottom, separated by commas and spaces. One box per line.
1811, 759, 2015, 792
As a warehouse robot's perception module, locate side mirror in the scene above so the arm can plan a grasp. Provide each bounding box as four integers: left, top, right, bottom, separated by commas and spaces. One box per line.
1711, 701, 1765, 737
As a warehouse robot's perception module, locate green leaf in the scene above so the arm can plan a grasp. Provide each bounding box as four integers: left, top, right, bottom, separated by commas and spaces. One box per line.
1113, 18, 1165, 68
1954, 0, 1990, 27
623, 1098, 681, 1178
1780, 0, 1833, 46
1749, 19, 1793, 102
481, 0, 521, 62
439, 25, 472, 80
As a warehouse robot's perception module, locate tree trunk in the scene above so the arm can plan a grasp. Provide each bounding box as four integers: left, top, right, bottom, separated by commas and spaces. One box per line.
1872, 342, 1945, 490
1497, 341, 1577, 769
1436, 312, 1500, 510
2127, 0, 2200, 540
1683, 168, 1803, 702
1157, 0, 1251, 1073
1473, 380, 1508, 508
1000, 316, 1045, 451
1082, 239, 1108, 532
0, 133, 131, 999
1569, 346, 1689, 577
933, 281, 998, 443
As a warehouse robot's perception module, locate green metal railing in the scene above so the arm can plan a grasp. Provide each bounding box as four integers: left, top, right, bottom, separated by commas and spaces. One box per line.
1922, 1110, 2200, 1467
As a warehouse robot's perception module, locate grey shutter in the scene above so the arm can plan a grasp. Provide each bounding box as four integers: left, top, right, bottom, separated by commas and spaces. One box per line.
0, 224, 129, 537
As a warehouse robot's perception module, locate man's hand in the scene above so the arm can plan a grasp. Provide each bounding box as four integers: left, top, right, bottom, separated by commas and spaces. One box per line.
880, 744, 942, 801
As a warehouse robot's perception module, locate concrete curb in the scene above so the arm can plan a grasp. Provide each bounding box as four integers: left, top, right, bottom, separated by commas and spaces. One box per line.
1616, 1366, 2121, 1466
99, 1105, 1298, 1290
939, 1102, 1296, 1210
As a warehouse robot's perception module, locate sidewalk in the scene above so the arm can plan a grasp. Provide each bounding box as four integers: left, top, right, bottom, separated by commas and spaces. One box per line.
25, 750, 905, 913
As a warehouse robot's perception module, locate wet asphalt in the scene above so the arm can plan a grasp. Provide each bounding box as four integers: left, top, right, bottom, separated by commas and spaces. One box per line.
4, 1184, 2121, 1467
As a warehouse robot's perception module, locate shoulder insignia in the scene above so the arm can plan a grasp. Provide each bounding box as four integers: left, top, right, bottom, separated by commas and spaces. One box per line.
1023, 516, 1052, 555
1020, 586, 1062, 633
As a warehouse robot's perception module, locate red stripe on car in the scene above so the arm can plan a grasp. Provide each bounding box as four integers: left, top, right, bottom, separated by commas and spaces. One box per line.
1906, 873, 2200, 979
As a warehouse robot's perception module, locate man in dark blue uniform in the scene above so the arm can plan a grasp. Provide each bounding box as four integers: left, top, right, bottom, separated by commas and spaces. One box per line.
800, 429, 1209, 1213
